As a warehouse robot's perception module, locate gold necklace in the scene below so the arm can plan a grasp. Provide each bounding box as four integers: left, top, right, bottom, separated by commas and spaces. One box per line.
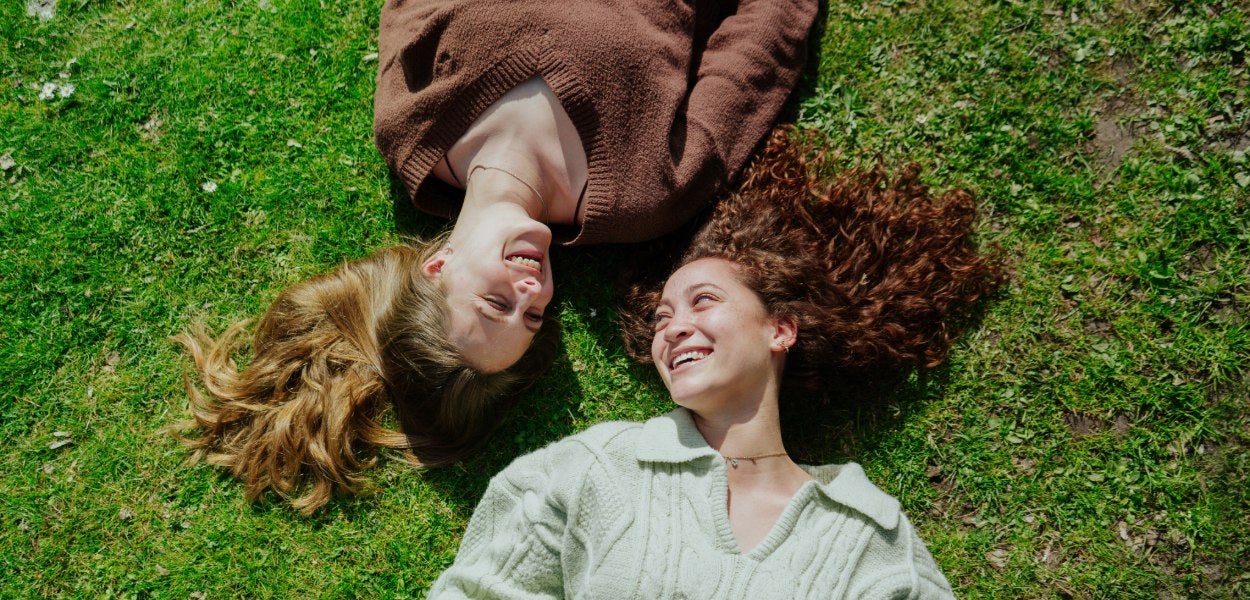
468, 164, 548, 222
722, 451, 788, 468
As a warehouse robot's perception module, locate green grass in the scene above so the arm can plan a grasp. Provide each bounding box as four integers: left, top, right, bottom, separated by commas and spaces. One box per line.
2, 0, 1247, 597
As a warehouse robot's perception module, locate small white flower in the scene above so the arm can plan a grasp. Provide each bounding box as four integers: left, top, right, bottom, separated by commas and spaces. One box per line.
914, 113, 930, 125
38, 82, 57, 100
58, 83, 75, 98
202, 181, 218, 193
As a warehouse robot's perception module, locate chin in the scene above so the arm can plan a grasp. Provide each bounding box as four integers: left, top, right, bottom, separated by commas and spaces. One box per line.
667, 377, 770, 415
665, 382, 719, 410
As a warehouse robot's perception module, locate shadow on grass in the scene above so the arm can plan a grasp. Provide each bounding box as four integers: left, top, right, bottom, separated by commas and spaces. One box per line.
780, 364, 952, 465
419, 340, 589, 517
390, 173, 451, 241
778, 0, 830, 124
785, 286, 1001, 465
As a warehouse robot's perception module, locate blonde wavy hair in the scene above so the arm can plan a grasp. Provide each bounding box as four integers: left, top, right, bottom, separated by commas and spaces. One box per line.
171, 238, 560, 514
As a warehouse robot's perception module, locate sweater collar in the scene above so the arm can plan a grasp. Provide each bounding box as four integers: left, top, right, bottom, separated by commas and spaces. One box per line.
635, 408, 720, 464
636, 408, 901, 531
800, 463, 901, 531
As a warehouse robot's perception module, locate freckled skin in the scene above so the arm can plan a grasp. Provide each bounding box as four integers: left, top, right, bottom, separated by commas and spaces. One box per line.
651, 258, 783, 418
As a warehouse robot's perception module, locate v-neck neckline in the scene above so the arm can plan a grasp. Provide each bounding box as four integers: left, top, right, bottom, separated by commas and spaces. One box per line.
708, 460, 822, 558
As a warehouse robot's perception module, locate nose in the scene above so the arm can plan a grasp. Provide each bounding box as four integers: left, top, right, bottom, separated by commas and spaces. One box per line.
663, 310, 694, 343
515, 277, 540, 297
513, 276, 549, 314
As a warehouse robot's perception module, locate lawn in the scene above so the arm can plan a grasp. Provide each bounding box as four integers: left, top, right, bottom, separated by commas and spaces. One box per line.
2, 0, 1247, 597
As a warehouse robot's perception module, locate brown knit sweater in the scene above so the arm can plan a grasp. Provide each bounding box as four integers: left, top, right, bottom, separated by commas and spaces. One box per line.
374, 0, 817, 245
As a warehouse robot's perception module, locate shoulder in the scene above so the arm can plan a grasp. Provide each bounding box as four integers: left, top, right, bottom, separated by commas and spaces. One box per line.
494, 410, 701, 490
567, 419, 644, 449
551, 419, 646, 470
804, 462, 955, 598
492, 419, 644, 487
559, 410, 705, 465
851, 511, 955, 599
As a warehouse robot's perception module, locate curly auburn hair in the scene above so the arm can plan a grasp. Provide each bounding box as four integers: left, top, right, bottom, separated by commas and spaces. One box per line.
171, 239, 560, 515
620, 127, 1005, 399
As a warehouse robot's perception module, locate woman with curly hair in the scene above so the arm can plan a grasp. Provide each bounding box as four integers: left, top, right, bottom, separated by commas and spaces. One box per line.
173, 0, 819, 514
426, 131, 1001, 598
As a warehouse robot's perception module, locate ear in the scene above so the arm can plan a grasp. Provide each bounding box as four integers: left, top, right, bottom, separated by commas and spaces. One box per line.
420, 247, 452, 278
770, 314, 798, 353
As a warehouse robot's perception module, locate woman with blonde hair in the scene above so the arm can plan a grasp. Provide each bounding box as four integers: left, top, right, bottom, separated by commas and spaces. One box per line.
174, 0, 819, 513
427, 131, 1002, 598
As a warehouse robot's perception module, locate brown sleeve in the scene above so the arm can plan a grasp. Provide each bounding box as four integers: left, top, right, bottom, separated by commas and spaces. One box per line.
676, 0, 819, 187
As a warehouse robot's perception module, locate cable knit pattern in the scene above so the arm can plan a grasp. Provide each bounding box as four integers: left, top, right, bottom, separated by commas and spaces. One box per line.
374, 0, 818, 245
428, 409, 954, 599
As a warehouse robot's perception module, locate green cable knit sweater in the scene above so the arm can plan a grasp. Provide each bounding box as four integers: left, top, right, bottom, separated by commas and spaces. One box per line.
428, 409, 954, 599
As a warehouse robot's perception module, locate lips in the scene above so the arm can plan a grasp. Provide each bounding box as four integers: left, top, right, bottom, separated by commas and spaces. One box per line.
505, 252, 540, 272
506, 252, 543, 274
669, 348, 712, 371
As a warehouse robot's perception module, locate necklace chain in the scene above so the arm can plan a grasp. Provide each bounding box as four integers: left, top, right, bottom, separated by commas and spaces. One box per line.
468, 164, 548, 222
722, 451, 789, 468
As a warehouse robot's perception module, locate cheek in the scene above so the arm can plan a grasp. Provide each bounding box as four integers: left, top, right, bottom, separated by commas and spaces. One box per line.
650, 335, 664, 366
506, 332, 535, 366
537, 284, 555, 306
441, 268, 477, 298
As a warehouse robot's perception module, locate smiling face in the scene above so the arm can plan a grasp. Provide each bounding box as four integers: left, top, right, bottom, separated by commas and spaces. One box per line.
650, 258, 795, 411
422, 217, 554, 374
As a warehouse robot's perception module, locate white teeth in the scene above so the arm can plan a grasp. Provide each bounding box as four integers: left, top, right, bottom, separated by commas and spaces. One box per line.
671, 351, 708, 368
507, 255, 541, 271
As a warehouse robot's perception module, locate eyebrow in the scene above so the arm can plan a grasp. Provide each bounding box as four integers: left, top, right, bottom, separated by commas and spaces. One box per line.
475, 304, 542, 333
678, 282, 727, 299
656, 282, 727, 311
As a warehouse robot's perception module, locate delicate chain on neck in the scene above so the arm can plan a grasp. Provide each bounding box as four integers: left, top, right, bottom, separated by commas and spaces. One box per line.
468, 164, 548, 222
722, 451, 789, 468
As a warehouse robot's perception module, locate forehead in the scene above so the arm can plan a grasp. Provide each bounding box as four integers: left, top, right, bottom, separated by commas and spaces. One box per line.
662, 258, 743, 295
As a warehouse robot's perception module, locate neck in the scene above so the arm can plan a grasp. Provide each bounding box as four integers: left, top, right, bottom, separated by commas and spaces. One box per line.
692, 397, 809, 494
446, 174, 544, 251
460, 158, 548, 221
693, 398, 786, 458
442, 77, 585, 223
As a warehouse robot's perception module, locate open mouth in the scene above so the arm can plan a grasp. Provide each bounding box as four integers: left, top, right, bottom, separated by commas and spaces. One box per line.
506, 254, 542, 273
670, 350, 710, 370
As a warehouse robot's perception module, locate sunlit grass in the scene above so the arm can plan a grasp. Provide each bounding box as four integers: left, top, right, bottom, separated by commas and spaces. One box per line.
2, 0, 1246, 597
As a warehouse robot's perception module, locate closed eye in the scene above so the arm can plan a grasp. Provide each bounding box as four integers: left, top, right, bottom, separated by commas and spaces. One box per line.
484, 296, 508, 312
652, 311, 671, 331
